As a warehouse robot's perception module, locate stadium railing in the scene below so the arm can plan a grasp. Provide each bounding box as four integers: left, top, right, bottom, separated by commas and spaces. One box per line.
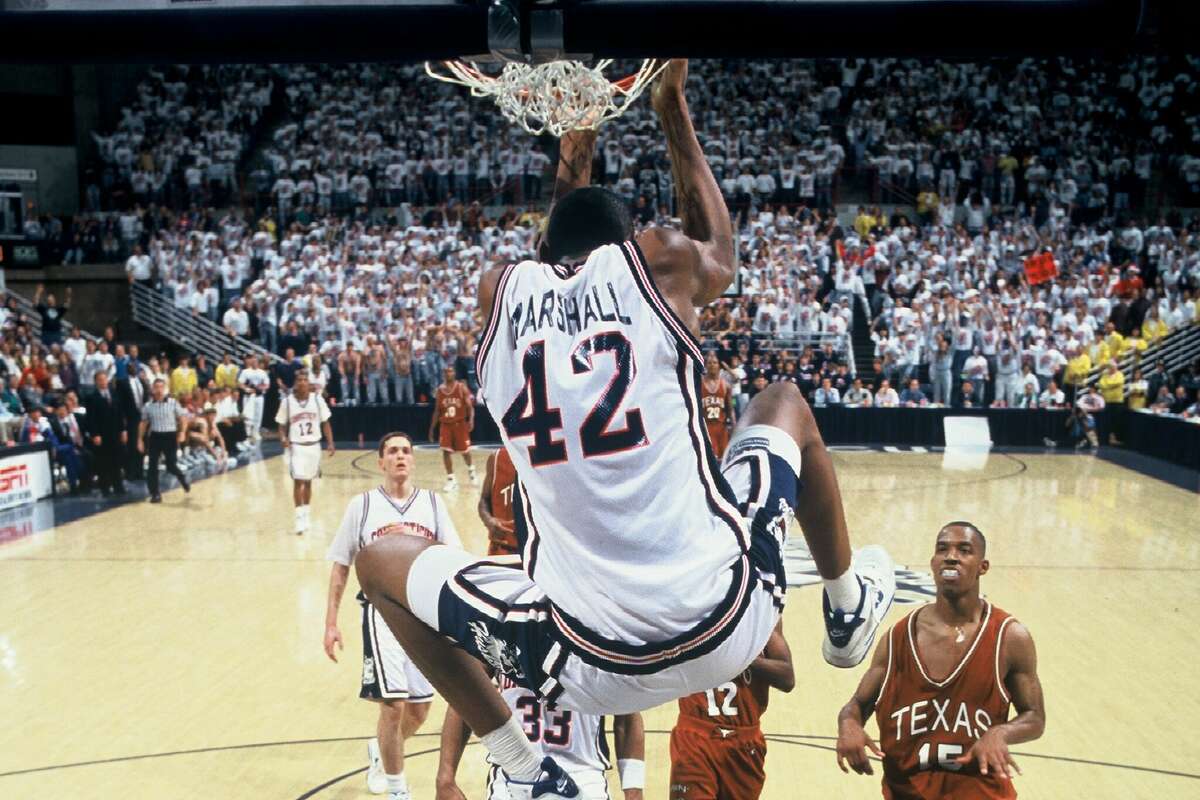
1082, 321, 1200, 397
2, 289, 101, 344
129, 282, 281, 366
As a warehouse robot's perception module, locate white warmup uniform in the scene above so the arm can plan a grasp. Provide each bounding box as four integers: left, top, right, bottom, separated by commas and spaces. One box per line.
238, 366, 270, 439
407, 240, 797, 715
484, 674, 612, 800
328, 486, 461, 700
275, 392, 331, 480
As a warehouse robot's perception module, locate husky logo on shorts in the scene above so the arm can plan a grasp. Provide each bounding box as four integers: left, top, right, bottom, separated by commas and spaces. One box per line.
362, 656, 376, 685
469, 621, 526, 681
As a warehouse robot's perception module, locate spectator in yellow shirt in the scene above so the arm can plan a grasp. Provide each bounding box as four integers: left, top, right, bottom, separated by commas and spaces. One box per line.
1141, 306, 1169, 343
1063, 346, 1092, 404
853, 206, 876, 239
1103, 323, 1125, 359
1126, 367, 1149, 411
214, 353, 240, 391
1098, 360, 1125, 404
1086, 331, 1111, 371
170, 356, 198, 400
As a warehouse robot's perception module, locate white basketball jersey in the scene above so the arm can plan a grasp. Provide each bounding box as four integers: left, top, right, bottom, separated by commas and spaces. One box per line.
476, 241, 749, 655
327, 486, 461, 568
274, 392, 331, 444
488, 674, 609, 775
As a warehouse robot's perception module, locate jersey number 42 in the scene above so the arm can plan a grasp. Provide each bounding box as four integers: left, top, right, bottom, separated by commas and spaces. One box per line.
502, 334, 648, 465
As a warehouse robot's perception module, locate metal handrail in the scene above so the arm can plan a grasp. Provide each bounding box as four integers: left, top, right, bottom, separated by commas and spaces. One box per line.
2, 289, 101, 344
1082, 322, 1200, 397
129, 282, 281, 365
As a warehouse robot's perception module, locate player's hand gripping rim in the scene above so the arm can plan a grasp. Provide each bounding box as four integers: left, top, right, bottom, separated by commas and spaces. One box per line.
956, 728, 1022, 780
836, 719, 883, 776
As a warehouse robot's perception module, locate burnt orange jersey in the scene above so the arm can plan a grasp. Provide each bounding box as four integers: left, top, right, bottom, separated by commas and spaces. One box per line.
701, 376, 731, 427
676, 667, 769, 732
874, 602, 1017, 800
436, 381, 472, 425
488, 447, 519, 556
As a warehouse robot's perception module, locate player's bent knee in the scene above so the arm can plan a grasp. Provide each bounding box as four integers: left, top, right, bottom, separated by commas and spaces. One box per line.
355, 535, 434, 608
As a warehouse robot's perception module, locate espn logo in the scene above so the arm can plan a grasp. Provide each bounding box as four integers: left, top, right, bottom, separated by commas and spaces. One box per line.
0, 464, 30, 494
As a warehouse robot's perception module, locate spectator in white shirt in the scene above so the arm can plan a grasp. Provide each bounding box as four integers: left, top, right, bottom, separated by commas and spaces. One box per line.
875, 379, 900, 407
125, 244, 153, 284
222, 298, 250, 338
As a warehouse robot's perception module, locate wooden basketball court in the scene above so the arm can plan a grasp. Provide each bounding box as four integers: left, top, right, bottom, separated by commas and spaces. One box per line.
2, 447, 1197, 799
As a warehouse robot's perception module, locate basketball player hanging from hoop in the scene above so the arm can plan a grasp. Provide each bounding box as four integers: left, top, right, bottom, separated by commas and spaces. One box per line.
700, 352, 736, 459
836, 522, 1046, 800
355, 60, 895, 798
276, 369, 335, 534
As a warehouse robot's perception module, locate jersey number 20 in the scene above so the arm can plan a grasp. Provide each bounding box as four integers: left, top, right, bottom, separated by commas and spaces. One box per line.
502, 334, 648, 465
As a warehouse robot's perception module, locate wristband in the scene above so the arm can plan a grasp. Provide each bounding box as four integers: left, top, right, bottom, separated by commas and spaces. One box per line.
617, 758, 645, 790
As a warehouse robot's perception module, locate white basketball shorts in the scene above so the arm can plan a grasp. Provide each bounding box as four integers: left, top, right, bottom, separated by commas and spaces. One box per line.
289, 442, 321, 481
360, 600, 435, 702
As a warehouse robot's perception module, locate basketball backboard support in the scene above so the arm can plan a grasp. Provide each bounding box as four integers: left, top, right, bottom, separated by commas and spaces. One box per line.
0, 0, 1183, 64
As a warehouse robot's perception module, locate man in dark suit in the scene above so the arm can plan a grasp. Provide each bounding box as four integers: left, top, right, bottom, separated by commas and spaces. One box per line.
116, 369, 147, 480
84, 371, 128, 495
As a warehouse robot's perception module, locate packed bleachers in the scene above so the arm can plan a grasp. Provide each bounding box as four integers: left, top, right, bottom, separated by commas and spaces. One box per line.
12, 56, 1200, 436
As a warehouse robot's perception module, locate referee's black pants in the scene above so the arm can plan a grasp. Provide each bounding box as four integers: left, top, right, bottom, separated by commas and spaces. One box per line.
147, 431, 187, 495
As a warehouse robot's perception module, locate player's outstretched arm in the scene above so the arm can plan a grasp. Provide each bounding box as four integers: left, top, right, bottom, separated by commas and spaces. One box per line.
537, 128, 599, 261
640, 59, 737, 309
435, 705, 472, 800
835, 635, 889, 776
955, 622, 1045, 779
613, 712, 646, 800
750, 621, 794, 692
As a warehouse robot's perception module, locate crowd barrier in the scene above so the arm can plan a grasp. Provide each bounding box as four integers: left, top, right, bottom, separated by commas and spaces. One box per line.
327, 404, 1200, 471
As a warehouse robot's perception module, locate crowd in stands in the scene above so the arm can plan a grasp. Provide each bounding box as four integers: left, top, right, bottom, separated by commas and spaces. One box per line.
7, 56, 1200, 486
0, 292, 274, 496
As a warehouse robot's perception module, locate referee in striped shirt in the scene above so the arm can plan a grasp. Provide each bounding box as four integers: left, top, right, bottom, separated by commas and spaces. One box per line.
138, 378, 191, 503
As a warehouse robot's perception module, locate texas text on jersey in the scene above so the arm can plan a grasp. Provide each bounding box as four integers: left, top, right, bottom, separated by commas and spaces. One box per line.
874, 601, 1017, 800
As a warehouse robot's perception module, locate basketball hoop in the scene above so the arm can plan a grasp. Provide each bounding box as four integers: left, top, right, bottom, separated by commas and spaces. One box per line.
425, 59, 669, 137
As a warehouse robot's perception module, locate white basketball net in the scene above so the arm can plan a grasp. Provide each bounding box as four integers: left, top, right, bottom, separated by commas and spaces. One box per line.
425, 59, 669, 137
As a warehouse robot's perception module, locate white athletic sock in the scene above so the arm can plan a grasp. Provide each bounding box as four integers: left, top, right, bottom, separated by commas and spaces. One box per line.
480, 715, 542, 782
385, 773, 407, 793
824, 568, 862, 613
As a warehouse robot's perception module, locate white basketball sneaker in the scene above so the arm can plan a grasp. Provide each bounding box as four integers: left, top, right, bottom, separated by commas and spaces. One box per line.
443, 475, 459, 492
822, 545, 896, 668
468, 464, 479, 485
505, 757, 580, 799
366, 737, 386, 794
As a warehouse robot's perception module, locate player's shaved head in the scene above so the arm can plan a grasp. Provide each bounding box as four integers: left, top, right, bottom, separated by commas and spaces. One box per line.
543, 186, 634, 263
939, 521, 986, 556
377, 431, 413, 457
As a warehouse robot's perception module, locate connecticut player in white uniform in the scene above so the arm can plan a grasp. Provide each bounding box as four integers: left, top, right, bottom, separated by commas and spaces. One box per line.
438, 675, 646, 800
355, 61, 896, 798
276, 369, 334, 534
325, 432, 462, 800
